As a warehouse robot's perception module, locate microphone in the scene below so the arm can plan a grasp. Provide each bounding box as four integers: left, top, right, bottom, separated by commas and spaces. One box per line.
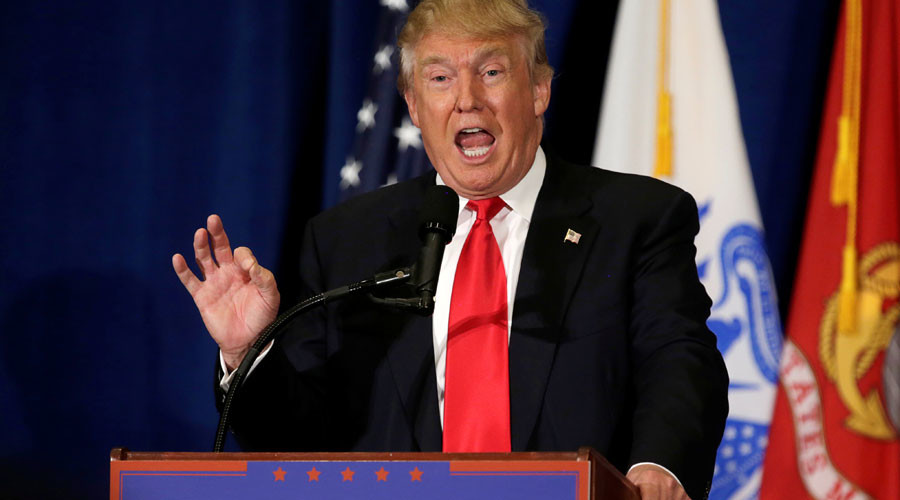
410, 185, 458, 314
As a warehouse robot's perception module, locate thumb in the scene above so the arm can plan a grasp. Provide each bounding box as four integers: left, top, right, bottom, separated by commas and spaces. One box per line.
234, 247, 278, 297
248, 258, 278, 296
235, 247, 279, 298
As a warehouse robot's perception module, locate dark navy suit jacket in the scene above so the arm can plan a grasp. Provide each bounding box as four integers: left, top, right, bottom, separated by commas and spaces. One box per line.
220, 155, 729, 500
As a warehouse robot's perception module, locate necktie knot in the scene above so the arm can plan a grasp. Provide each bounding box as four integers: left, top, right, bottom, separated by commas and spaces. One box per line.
467, 197, 506, 221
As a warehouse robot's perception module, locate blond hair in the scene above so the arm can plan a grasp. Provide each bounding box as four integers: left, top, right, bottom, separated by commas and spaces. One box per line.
397, 0, 553, 94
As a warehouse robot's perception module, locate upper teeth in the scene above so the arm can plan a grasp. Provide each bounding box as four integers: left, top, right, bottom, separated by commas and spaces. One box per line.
461, 128, 483, 133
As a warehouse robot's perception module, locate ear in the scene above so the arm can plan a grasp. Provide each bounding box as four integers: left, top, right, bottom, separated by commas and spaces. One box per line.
404, 90, 420, 127
532, 76, 551, 117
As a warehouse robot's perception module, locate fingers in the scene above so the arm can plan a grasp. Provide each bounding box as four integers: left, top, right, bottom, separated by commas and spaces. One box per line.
626, 465, 688, 500
206, 214, 234, 265
193, 227, 217, 277
191, 214, 234, 277
172, 253, 201, 295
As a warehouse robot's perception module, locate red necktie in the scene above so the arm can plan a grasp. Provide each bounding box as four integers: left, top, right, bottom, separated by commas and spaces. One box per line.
443, 197, 511, 452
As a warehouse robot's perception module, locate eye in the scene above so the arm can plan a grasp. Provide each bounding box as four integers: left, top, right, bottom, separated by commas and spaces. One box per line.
485, 69, 500, 77
432, 75, 448, 82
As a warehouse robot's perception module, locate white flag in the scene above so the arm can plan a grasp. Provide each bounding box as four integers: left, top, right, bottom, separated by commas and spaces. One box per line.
593, 1, 783, 499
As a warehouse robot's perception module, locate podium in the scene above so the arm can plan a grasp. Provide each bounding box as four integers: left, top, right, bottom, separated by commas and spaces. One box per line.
111, 447, 639, 499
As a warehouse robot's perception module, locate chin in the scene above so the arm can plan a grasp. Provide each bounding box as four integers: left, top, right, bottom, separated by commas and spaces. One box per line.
456, 177, 506, 198
437, 154, 509, 196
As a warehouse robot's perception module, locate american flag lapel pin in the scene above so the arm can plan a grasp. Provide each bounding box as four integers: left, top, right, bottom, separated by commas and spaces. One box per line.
564, 228, 581, 244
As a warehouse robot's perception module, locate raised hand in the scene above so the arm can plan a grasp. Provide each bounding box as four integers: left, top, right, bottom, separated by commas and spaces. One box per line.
172, 214, 280, 370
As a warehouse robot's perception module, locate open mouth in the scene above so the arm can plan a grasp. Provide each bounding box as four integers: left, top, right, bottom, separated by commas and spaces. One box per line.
455, 128, 496, 158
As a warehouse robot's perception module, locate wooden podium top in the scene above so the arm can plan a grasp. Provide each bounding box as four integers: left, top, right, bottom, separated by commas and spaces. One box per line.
112, 447, 589, 462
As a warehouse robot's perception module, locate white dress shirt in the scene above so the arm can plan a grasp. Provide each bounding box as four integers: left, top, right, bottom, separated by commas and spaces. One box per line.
432, 146, 546, 426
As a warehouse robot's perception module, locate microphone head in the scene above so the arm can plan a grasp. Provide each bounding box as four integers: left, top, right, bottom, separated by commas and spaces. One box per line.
418, 185, 458, 242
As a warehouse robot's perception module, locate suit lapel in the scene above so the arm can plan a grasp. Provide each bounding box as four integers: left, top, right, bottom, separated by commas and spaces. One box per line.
383, 175, 443, 451
509, 157, 600, 450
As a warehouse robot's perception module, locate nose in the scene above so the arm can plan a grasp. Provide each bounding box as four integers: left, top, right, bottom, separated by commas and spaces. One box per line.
455, 73, 483, 112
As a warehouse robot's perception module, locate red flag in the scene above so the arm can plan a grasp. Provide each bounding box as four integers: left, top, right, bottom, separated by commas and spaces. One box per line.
760, 0, 900, 499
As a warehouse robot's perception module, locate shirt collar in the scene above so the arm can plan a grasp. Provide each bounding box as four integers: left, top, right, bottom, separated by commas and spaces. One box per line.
435, 146, 546, 223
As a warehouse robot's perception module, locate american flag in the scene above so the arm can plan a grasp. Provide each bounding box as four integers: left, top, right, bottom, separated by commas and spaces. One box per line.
338, 0, 431, 202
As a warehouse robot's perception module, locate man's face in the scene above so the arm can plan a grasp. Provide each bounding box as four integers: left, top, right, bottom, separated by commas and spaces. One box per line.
404, 32, 551, 200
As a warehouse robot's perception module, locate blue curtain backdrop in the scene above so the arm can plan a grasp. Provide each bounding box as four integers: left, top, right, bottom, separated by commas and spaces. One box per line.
0, 1, 837, 497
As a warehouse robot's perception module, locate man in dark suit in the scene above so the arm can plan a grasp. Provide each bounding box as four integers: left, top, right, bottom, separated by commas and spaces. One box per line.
173, 1, 728, 499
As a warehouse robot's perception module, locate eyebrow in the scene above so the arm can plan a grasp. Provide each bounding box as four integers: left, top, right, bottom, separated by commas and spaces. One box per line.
472, 46, 511, 65
418, 44, 512, 70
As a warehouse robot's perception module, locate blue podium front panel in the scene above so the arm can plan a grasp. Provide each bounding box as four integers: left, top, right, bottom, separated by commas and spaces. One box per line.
111, 457, 590, 500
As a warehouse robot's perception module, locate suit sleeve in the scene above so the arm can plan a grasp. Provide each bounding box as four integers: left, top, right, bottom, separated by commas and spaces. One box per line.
627, 189, 729, 500
213, 219, 330, 452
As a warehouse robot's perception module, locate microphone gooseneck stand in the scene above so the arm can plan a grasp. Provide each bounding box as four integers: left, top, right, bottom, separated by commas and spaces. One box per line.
213, 266, 421, 452
213, 184, 459, 452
